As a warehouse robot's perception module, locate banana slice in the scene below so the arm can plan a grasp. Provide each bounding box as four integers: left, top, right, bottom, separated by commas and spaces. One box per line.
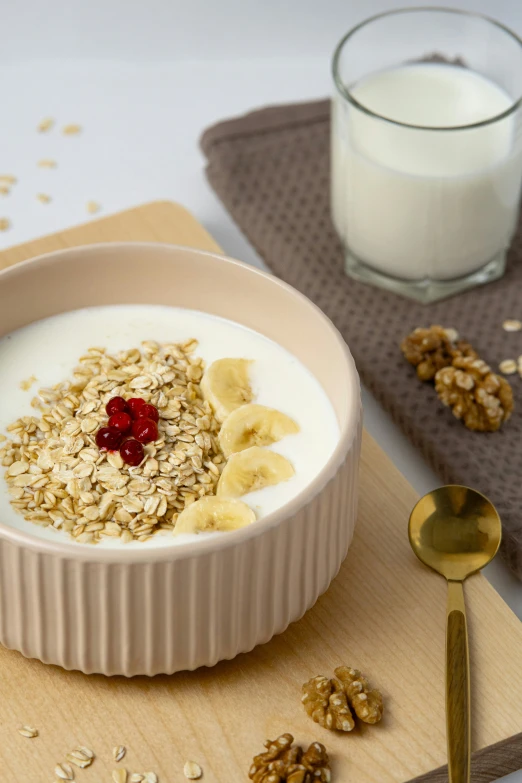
200, 358, 253, 422
175, 496, 256, 534
219, 403, 299, 457
217, 446, 294, 498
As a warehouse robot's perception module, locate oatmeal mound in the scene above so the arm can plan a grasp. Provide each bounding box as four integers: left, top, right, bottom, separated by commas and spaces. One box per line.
0, 340, 225, 543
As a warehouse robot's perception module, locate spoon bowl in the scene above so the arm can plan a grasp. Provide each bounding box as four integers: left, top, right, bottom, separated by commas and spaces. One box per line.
409, 485, 502, 581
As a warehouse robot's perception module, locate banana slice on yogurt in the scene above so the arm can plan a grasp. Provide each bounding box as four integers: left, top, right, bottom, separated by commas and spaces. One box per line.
200, 358, 253, 422
219, 403, 299, 457
175, 496, 256, 534
217, 445, 294, 498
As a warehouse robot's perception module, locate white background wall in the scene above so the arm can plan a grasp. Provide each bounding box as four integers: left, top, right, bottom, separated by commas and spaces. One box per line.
3, 0, 522, 61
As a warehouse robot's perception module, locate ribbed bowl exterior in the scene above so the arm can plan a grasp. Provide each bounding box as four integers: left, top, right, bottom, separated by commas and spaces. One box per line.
0, 412, 361, 676
0, 242, 362, 677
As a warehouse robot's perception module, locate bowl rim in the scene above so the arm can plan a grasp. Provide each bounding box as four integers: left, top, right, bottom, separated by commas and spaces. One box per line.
0, 241, 361, 562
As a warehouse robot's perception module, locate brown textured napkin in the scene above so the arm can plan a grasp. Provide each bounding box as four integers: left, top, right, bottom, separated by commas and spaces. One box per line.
201, 99, 522, 581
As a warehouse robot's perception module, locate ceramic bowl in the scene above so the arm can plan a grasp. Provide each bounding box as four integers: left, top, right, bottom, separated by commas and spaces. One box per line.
0, 243, 361, 675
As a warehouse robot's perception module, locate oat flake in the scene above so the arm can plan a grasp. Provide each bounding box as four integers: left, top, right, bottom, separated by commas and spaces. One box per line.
18, 725, 38, 738
502, 319, 522, 332
37, 117, 54, 132
499, 359, 517, 375
63, 124, 82, 135
113, 745, 126, 762
184, 760, 203, 779
54, 762, 74, 780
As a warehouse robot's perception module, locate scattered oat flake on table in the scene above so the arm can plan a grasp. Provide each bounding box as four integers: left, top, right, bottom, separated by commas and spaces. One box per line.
143, 773, 158, 783
63, 124, 82, 135
0, 184, 10, 195
36, 193, 52, 204
112, 769, 127, 783
18, 725, 38, 738
502, 318, 522, 332
113, 746, 126, 762
0, 217, 11, 231
86, 200, 100, 214
129, 775, 144, 783
66, 751, 93, 768
38, 158, 57, 168
38, 117, 54, 132
54, 762, 74, 780
499, 359, 517, 375
67, 746, 94, 765
0, 175, 16, 184
183, 760, 202, 780
20, 375, 37, 391
76, 746, 94, 759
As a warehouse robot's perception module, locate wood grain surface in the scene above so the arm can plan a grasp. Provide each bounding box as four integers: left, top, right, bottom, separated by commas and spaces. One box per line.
0, 201, 520, 783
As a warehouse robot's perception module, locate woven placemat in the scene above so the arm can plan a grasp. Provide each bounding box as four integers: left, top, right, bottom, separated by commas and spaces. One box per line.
201, 99, 522, 581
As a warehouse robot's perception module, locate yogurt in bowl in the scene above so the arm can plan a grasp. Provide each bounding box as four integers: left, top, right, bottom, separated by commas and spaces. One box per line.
0, 242, 361, 675
0, 305, 340, 548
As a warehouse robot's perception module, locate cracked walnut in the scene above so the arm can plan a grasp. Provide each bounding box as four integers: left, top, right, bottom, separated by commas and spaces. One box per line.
401, 325, 477, 382
435, 356, 513, 432
248, 734, 330, 783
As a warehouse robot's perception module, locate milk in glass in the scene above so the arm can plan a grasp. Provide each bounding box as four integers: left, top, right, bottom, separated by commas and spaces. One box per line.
331, 63, 522, 281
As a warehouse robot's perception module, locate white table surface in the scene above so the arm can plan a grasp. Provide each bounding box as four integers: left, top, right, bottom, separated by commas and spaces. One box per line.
0, 0, 520, 777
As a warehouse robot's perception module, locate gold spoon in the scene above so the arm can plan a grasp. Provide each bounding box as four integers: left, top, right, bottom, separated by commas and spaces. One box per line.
408, 485, 502, 783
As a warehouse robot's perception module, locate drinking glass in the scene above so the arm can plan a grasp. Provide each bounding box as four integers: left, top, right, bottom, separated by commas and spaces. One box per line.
331, 8, 522, 303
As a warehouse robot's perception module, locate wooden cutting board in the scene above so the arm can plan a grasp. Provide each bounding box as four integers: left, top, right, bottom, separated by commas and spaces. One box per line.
0, 201, 521, 783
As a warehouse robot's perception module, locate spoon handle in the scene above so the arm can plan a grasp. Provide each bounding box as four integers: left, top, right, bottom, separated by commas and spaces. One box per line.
446, 580, 471, 783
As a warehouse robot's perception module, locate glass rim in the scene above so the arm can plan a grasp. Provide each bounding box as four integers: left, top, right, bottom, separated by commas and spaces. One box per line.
331, 6, 522, 132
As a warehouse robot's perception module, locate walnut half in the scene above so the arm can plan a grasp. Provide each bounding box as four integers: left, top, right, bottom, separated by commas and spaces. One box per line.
301, 675, 355, 732
334, 667, 384, 725
401, 325, 477, 381
248, 734, 330, 783
435, 356, 513, 432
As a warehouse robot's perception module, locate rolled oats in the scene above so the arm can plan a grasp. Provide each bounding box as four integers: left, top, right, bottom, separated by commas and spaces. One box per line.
18, 725, 38, 738
63, 124, 82, 135
502, 319, 522, 332
183, 761, 202, 780
37, 117, 54, 132
55, 762, 74, 780
113, 745, 126, 762
499, 359, 517, 375
2, 341, 223, 542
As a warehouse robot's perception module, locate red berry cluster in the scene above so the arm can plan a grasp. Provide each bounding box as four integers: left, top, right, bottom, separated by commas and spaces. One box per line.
95, 396, 159, 466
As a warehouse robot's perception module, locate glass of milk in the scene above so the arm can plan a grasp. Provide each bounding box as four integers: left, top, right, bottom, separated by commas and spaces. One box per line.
331, 8, 522, 302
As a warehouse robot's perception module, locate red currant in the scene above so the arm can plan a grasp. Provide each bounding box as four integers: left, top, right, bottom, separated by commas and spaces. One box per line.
95, 426, 122, 451
106, 396, 128, 416
136, 403, 159, 423
127, 397, 146, 419
120, 438, 144, 466
108, 411, 132, 434
132, 418, 158, 443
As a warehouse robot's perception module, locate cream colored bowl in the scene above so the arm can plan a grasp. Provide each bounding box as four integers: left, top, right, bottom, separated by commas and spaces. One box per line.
0, 243, 361, 676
